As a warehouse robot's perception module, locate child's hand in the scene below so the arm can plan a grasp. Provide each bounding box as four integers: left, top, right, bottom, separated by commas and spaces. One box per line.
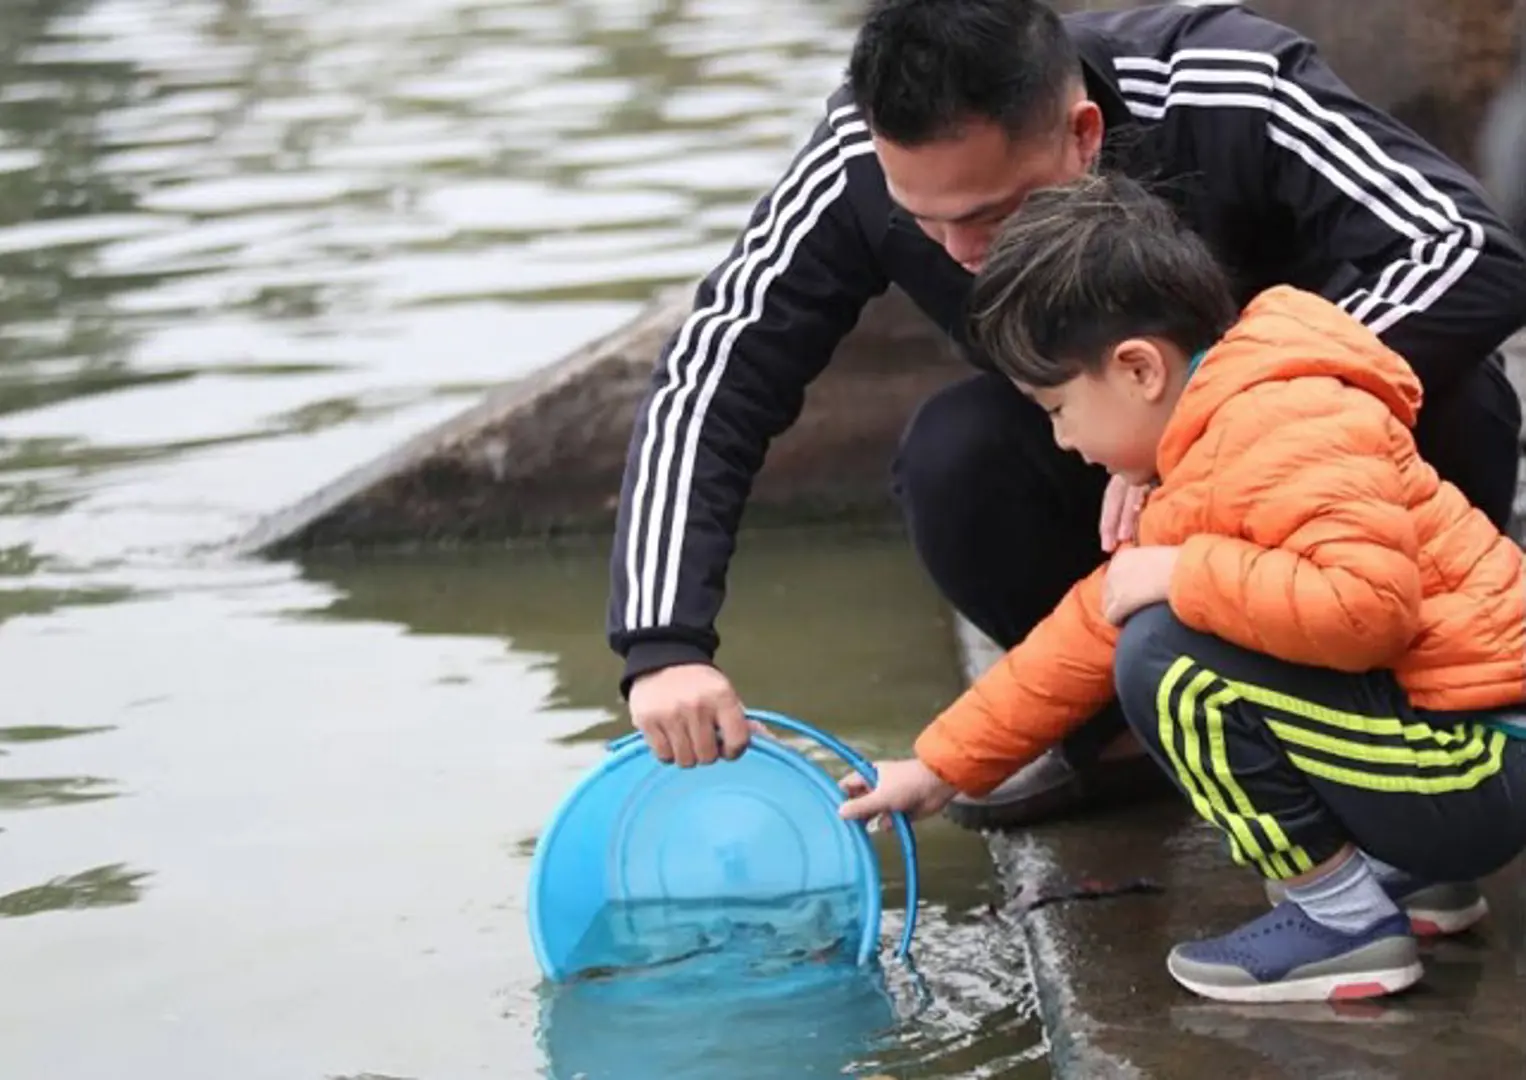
1103, 545, 1181, 625
838, 758, 958, 827
1100, 474, 1154, 552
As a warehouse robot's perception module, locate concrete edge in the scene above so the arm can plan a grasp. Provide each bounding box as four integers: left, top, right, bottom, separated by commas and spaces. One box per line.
951, 615, 1145, 1080
225, 284, 697, 558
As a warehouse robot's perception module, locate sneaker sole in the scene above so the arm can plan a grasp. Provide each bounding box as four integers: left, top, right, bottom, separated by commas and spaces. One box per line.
1408, 895, 1490, 937
1168, 958, 1423, 1004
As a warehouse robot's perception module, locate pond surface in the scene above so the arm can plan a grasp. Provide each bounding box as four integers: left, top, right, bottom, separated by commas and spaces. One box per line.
0, 1, 1045, 1076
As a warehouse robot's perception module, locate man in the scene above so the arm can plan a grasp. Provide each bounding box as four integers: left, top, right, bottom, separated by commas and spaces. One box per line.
606, 0, 1526, 830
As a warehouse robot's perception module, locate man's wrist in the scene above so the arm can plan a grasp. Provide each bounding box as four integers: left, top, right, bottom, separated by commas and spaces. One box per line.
620, 640, 714, 698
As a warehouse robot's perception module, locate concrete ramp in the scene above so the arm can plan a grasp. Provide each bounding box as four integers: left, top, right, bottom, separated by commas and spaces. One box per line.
234, 286, 962, 556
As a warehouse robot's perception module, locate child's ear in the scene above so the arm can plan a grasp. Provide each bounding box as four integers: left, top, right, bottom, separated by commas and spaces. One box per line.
1110, 338, 1171, 401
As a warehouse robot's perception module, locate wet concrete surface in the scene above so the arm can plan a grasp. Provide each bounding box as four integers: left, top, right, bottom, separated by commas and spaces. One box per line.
993, 807, 1526, 1079
959, 621, 1526, 1079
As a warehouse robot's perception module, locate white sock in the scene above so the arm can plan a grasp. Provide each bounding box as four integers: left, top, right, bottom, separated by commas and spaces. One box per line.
1359, 851, 1410, 885
1284, 852, 1400, 934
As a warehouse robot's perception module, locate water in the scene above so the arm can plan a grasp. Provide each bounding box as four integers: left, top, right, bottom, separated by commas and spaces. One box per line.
0, 1, 1044, 1077
542, 924, 907, 1080
541, 890, 917, 1080
561, 889, 866, 981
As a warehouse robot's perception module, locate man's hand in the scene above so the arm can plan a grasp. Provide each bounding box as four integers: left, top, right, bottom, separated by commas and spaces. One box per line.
838, 758, 958, 828
1102, 545, 1181, 625
1100, 474, 1154, 553
628, 664, 750, 767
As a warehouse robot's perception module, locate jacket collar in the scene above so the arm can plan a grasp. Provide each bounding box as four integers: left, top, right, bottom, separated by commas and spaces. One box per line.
1079, 53, 1137, 134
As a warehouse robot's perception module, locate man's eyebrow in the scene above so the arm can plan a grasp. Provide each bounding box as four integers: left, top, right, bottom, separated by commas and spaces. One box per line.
938, 199, 1009, 225
889, 190, 1010, 226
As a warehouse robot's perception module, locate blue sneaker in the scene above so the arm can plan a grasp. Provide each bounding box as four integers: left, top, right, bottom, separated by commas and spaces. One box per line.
1264, 875, 1489, 937
1168, 901, 1421, 1004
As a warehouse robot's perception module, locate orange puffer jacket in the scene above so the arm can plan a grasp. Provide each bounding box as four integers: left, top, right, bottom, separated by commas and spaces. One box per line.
917, 285, 1526, 797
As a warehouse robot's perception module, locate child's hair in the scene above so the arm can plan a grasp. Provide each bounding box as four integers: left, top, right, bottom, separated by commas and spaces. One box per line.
969, 172, 1239, 387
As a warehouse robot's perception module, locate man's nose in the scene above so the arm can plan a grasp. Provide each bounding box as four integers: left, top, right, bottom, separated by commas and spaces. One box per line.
941, 226, 986, 270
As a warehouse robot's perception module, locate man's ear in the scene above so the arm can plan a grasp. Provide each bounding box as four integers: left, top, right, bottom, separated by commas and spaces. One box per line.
1069, 99, 1105, 171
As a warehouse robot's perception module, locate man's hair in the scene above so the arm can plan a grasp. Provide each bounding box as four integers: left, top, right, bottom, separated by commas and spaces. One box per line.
847, 0, 1081, 145
970, 173, 1239, 387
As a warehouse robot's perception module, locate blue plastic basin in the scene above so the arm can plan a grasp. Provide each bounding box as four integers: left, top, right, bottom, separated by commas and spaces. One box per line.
526, 709, 918, 982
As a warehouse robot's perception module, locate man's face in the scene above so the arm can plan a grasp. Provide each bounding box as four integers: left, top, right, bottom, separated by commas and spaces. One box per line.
875, 101, 1103, 273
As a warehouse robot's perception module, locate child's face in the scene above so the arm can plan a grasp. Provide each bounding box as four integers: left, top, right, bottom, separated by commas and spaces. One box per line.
1020, 339, 1187, 485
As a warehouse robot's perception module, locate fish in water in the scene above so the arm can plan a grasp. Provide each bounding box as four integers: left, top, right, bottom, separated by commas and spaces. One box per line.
564, 940, 725, 984
565, 916, 850, 984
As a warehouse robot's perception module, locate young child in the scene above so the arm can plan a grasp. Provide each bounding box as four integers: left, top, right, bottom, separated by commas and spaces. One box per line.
839, 172, 1526, 1004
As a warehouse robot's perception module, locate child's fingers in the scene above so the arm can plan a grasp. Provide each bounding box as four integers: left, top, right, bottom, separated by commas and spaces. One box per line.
838, 786, 888, 822
838, 771, 872, 797
1099, 473, 1129, 551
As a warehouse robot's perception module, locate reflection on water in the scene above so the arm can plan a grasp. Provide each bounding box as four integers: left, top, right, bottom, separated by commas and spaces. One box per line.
0, 724, 115, 744
0, 863, 150, 918
0, 774, 119, 809
0, 0, 856, 568
0, 0, 1043, 1076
